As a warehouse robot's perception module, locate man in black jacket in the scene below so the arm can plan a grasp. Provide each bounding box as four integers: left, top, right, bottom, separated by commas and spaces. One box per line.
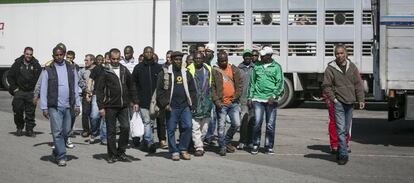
7, 47, 42, 137
156, 51, 197, 161
131, 46, 162, 153
96, 48, 139, 163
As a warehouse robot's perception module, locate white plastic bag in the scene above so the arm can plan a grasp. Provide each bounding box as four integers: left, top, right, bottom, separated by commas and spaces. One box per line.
130, 112, 144, 137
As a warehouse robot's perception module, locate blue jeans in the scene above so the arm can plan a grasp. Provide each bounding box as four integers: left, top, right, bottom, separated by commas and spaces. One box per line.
100, 118, 107, 141
166, 106, 193, 154
140, 108, 155, 145
217, 103, 241, 148
90, 95, 101, 136
252, 101, 278, 149
48, 107, 72, 161
334, 101, 353, 158
205, 106, 217, 142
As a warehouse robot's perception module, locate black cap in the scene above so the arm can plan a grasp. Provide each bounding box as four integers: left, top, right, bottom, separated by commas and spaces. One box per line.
171, 51, 184, 58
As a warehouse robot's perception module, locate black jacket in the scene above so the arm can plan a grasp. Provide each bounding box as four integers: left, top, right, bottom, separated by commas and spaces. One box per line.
96, 64, 138, 110
156, 66, 197, 110
132, 60, 163, 108
7, 55, 42, 95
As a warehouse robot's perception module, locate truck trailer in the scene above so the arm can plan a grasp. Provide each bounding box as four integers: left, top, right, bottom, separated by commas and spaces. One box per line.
0, 0, 171, 89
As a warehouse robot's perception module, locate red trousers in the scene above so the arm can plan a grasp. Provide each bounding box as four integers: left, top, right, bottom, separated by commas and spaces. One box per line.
328, 100, 351, 149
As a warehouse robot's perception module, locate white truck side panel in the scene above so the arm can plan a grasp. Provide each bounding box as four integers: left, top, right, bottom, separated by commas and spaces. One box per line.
380, 0, 414, 90
0, 0, 169, 66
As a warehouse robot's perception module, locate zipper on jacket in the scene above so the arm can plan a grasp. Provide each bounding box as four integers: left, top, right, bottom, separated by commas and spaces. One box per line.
118, 70, 124, 107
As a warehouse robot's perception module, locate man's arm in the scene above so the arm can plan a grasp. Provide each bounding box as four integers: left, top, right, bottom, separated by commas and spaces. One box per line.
131, 65, 141, 105
187, 71, 197, 109
322, 68, 336, 102
273, 64, 284, 98
39, 70, 49, 110
73, 69, 81, 108
7, 62, 18, 95
247, 67, 256, 100
234, 67, 244, 103
126, 70, 138, 104
95, 72, 106, 110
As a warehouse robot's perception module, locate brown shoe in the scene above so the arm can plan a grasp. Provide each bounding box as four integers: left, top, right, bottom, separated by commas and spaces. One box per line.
160, 140, 168, 149
172, 154, 180, 161
181, 151, 191, 160
226, 144, 236, 153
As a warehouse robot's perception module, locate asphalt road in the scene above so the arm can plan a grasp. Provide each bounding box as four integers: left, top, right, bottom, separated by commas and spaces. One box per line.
0, 91, 413, 183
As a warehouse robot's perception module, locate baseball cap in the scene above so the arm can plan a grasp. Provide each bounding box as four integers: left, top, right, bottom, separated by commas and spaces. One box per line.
259, 46, 273, 56
242, 49, 252, 56
171, 51, 184, 58
205, 43, 215, 51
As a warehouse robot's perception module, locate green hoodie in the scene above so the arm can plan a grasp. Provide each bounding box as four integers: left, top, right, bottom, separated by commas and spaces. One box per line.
248, 59, 284, 101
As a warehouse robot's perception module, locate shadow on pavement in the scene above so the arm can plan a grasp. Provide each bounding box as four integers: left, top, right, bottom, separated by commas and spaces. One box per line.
33, 141, 53, 147
307, 145, 332, 154
303, 153, 337, 163
351, 118, 414, 147
93, 153, 141, 161
9, 131, 44, 136
145, 151, 171, 159
40, 154, 79, 164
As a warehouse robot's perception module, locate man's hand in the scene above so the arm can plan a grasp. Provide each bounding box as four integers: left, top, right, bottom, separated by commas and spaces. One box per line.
247, 100, 252, 109
99, 109, 106, 117
268, 97, 275, 105
165, 105, 171, 112
32, 97, 39, 106
85, 93, 92, 102
43, 110, 49, 119
133, 104, 140, 112
74, 107, 81, 116
333, 99, 339, 104
359, 102, 365, 110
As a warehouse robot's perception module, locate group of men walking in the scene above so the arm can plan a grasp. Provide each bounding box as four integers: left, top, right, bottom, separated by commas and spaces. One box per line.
7, 42, 363, 166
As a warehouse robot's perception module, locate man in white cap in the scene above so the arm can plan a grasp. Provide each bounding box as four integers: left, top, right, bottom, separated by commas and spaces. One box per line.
204, 43, 216, 66
247, 46, 284, 155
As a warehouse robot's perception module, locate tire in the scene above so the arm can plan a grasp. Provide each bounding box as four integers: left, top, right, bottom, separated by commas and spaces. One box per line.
278, 76, 294, 108
2, 70, 10, 90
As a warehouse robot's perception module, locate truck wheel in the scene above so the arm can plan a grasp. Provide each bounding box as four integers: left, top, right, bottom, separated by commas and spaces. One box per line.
278, 77, 294, 108
2, 70, 10, 90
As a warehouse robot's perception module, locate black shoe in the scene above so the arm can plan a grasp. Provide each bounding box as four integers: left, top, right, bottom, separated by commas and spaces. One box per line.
117, 153, 132, 162
26, 130, 36, 137
330, 148, 338, 154
107, 157, 117, 164
16, 129, 23, 137
337, 156, 349, 165
194, 150, 204, 157
219, 148, 226, 156
148, 144, 157, 154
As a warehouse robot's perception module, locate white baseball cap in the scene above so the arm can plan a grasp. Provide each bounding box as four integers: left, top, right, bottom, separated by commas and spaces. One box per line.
259, 46, 273, 56
205, 43, 215, 51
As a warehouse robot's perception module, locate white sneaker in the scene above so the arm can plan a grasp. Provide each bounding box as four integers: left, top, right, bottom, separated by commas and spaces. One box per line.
66, 138, 75, 149
89, 135, 95, 144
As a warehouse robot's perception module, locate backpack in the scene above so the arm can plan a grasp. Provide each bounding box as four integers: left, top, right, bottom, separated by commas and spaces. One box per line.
149, 67, 169, 119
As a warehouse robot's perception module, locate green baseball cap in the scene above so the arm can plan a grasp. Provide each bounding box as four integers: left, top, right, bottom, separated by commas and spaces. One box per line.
242, 49, 252, 56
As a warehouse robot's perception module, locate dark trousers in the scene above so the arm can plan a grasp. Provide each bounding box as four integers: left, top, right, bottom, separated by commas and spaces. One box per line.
12, 91, 36, 130
81, 97, 91, 133
156, 109, 167, 142
239, 108, 254, 144
105, 107, 130, 158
